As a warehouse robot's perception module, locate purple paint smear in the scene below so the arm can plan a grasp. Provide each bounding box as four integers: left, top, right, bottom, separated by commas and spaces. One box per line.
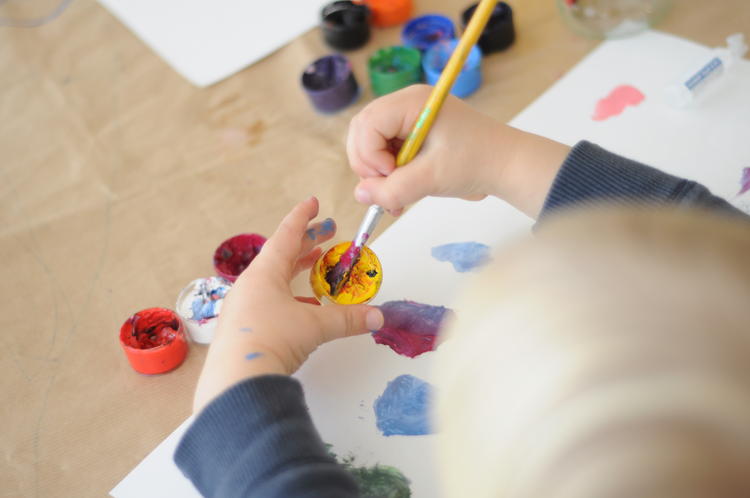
738, 167, 750, 196
431, 241, 491, 272
373, 300, 451, 358
374, 374, 432, 436
325, 235, 368, 292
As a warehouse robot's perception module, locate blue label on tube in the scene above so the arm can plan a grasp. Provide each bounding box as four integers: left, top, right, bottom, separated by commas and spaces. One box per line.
684, 57, 722, 91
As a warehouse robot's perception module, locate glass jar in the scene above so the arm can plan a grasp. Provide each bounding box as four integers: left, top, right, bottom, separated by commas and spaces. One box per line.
557, 0, 671, 39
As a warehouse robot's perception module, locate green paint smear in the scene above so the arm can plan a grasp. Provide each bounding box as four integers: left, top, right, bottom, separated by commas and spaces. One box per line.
328, 445, 412, 498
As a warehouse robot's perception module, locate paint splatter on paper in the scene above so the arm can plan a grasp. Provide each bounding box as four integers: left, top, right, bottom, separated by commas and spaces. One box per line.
592, 85, 645, 121
328, 446, 412, 498
431, 241, 491, 272
738, 167, 750, 196
374, 374, 432, 436
373, 300, 451, 358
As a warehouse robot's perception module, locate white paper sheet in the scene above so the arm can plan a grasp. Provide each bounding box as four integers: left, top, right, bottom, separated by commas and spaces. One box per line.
112, 30, 750, 497
97, 0, 327, 87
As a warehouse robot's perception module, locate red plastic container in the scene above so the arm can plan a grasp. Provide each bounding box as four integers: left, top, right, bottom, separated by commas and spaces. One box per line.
119, 308, 189, 375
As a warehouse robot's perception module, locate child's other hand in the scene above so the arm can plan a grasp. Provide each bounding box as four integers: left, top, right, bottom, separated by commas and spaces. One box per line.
193, 197, 384, 413
347, 85, 570, 219
347, 85, 514, 214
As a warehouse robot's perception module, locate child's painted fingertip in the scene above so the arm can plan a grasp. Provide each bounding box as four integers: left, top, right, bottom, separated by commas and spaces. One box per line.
355, 187, 372, 205
390, 207, 404, 217
365, 308, 384, 331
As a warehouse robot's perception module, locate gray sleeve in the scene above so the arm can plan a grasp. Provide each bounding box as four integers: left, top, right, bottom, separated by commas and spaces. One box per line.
174, 375, 359, 498
540, 141, 746, 219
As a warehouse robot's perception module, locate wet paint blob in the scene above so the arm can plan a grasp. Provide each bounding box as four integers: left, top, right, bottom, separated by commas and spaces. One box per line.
213, 233, 267, 282
373, 300, 451, 358
327, 447, 412, 498
592, 85, 645, 121
738, 167, 750, 196
310, 242, 382, 304
431, 241, 491, 272
121, 309, 181, 349
374, 374, 432, 436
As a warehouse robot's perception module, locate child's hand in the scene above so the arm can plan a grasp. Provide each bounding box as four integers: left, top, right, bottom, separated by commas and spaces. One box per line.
347, 85, 570, 219
193, 197, 384, 413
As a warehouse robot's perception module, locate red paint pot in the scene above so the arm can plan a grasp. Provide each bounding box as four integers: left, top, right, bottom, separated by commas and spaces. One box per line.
119, 308, 189, 375
213, 233, 267, 282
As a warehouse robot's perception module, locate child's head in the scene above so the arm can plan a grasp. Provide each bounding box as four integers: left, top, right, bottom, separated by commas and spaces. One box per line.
436, 207, 750, 498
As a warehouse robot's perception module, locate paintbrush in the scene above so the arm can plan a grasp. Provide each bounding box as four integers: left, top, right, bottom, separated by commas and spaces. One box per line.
326, 0, 500, 296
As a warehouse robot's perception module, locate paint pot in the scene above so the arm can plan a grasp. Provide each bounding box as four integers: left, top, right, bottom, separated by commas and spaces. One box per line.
401, 14, 455, 52
119, 308, 189, 375
423, 39, 482, 98
368, 46, 422, 97
175, 276, 232, 344
364, 0, 412, 28
310, 241, 383, 305
213, 233, 267, 282
301, 54, 360, 114
461, 2, 515, 54
321, 1, 371, 50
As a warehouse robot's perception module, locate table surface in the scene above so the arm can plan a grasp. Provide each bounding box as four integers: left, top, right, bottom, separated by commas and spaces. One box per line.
2, 0, 749, 496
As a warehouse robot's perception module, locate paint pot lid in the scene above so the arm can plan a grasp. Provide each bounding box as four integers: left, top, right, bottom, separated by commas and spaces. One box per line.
213, 233, 267, 282
360, 0, 412, 27
175, 276, 233, 344
119, 307, 189, 375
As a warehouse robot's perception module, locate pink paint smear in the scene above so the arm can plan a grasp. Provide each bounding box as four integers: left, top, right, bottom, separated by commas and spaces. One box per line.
738, 167, 750, 196
593, 85, 645, 121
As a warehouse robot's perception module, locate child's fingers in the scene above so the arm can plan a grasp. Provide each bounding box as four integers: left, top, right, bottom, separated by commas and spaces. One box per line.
259, 197, 319, 277
301, 218, 336, 251
312, 304, 385, 343
292, 246, 322, 277
347, 86, 428, 178
354, 159, 433, 211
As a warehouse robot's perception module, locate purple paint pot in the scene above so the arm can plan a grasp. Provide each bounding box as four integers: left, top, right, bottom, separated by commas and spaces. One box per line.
301, 54, 359, 114
213, 233, 267, 282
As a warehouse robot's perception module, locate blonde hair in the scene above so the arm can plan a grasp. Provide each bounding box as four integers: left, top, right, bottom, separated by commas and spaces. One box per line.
436, 207, 750, 498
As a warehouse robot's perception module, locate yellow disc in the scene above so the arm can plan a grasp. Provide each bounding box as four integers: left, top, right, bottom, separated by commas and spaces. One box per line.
310, 242, 383, 305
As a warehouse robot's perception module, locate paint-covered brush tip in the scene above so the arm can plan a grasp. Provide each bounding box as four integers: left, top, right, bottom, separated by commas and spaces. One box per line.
310, 242, 382, 305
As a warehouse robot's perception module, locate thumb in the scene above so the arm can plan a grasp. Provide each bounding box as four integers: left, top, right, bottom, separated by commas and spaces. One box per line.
313, 304, 384, 343
354, 159, 433, 212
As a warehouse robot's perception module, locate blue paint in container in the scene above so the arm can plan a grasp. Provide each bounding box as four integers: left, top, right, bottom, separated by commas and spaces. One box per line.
401, 14, 455, 52
422, 39, 482, 98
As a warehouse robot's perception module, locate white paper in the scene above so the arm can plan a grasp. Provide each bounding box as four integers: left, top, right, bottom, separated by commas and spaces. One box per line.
97, 0, 328, 87
112, 30, 750, 497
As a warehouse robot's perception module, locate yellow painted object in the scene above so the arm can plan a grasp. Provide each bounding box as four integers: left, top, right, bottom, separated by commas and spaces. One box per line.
310, 242, 383, 304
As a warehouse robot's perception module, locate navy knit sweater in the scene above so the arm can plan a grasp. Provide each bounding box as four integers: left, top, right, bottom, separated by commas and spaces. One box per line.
175, 141, 746, 497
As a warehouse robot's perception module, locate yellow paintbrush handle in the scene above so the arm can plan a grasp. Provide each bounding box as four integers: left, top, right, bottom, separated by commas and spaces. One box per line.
395, 0, 498, 167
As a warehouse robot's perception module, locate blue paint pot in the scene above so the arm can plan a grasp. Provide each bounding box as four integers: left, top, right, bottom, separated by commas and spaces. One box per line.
422, 39, 482, 98
401, 14, 455, 52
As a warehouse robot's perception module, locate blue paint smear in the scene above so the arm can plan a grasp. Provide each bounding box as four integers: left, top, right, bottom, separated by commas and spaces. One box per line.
374, 374, 432, 436
245, 352, 262, 361
431, 241, 491, 272
239, 327, 253, 333
306, 218, 336, 240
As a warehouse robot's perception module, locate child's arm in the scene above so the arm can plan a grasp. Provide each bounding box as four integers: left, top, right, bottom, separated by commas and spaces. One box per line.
176, 197, 383, 497
348, 85, 745, 220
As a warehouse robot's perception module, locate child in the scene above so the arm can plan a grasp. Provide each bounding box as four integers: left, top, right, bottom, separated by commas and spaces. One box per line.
175, 86, 749, 497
